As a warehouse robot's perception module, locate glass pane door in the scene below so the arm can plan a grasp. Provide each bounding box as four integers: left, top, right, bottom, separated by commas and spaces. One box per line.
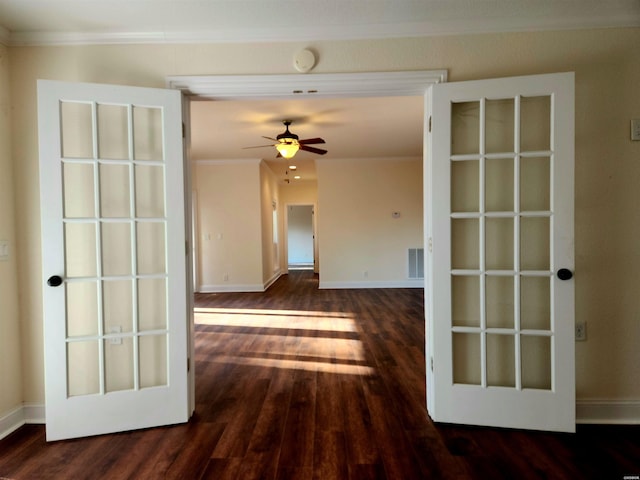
449, 95, 553, 391
39, 80, 189, 441
61, 100, 169, 396
427, 73, 575, 432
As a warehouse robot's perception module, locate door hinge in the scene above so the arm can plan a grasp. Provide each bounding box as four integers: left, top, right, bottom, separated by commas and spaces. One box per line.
428, 116, 432, 133
182, 122, 186, 138
428, 237, 433, 253
430, 356, 434, 372
187, 357, 191, 372
186, 240, 190, 255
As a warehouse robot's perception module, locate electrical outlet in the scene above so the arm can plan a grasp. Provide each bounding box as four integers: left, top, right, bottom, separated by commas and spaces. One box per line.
223, 273, 229, 281
575, 322, 587, 341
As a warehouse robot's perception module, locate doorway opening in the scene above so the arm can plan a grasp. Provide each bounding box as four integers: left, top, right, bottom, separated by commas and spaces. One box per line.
286, 204, 315, 271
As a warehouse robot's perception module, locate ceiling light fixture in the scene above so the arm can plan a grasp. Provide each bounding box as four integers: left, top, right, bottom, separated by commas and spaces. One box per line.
275, 120, 300, 159
289, 165, 297, 170
275, 139, 299, 159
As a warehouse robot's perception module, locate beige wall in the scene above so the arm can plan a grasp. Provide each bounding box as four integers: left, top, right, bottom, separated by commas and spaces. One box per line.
4, 27, 640, 409
259, 161, 281, 284
194, 160, 263, 290
317, 157, 424, 287
0, 44, 23, 417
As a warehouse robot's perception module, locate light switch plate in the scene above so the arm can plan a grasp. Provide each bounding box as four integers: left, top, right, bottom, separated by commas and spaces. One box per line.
632, 118, 640, 141
0, 240, 8, 261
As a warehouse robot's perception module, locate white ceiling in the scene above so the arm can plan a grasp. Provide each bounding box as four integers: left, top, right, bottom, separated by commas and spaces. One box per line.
190, 96, 424, 181
1, 0, 638, 183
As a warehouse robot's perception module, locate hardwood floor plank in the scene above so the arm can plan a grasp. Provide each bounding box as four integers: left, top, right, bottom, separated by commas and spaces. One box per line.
363, 389, 426, 480
278, 375, 317, 469
244, 368, 294, 459
163, 422, 227, 479
340, 377, 380, 467
100, 427, 178, 480
199, 457, 243, 480
2, 272, 640, 479
313, 430, 348, 480
211, 375, 272, 459
315, 371, 345, 433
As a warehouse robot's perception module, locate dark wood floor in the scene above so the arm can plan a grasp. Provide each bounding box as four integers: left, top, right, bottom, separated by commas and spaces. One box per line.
1, 271, 639, 479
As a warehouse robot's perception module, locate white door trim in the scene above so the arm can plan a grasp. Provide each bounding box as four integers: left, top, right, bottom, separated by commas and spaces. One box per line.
284, 203, 317, 273
167, 70, 447, 100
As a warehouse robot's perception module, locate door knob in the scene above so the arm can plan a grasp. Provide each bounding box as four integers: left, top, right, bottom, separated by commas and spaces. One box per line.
47, 275, 63, 287
557, 268, 573, 280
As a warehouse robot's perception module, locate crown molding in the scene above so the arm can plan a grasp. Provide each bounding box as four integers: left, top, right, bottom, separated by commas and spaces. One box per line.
6, 13, 640, 47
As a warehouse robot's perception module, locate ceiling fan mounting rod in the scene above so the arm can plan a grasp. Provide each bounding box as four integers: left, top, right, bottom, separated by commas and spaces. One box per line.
277, 120, 298, 142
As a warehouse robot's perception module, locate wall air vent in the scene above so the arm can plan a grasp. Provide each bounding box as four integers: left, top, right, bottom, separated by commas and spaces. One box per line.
408, 248, 424, 279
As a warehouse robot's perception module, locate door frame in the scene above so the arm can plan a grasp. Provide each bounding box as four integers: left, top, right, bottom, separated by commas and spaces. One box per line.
167, 70, 447, 282
284, 203, 318, 273
168, 70, 576, 432
167, 71, 447, 101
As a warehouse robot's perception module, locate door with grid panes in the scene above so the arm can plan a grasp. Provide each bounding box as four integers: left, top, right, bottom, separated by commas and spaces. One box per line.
38, 80, 189, 441
426, 73, 575, 432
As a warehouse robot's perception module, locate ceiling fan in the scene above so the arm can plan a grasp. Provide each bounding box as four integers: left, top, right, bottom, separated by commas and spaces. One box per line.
243, 120, 327, 159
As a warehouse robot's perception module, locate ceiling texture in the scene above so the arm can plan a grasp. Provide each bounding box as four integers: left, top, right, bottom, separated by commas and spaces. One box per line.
1, 0, 638, 182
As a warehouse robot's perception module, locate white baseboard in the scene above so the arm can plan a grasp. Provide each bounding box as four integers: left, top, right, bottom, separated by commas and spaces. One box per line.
0, 406, 26, 440
2, 400, 638, 439
319, 279, 424, 289
263, 271, 282, 291
576, 400, 640, 424
198, 283, 265, 293
0, 403, 45, 440
197, 271, 282, 293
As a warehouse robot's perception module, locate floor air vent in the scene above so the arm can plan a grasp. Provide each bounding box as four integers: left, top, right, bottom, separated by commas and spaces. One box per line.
408, 248, 424, 279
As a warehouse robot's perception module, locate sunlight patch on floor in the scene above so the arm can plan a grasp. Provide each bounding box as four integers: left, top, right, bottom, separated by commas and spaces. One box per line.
194, 307, 357, 332
194, 307, 371, 375
199, 331, 366, 363
212, 354, 375, 376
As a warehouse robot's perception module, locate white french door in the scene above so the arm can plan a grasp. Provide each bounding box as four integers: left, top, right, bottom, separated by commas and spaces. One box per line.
38, 80, 190, 441
425, 73, 575, 432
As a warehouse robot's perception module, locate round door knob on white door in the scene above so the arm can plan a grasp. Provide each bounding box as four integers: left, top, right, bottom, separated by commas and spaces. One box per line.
557, 269, 573, 280
47, 275, 63, 287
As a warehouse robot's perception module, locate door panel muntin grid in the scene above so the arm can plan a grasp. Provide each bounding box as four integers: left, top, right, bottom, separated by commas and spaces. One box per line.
450, 94, 554, 391
61, 100, 169, 397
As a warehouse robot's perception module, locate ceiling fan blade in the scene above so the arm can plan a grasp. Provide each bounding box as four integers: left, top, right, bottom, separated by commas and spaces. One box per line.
299, 137, 325, 145
262, 136, 278, 141
300, 145, 327, 155
242, 144, 275, 149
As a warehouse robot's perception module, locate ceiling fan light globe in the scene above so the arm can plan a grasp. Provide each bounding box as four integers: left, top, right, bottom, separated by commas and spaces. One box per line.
276, 141, 299, 159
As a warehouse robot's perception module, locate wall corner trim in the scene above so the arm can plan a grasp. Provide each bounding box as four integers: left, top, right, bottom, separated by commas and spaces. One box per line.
0, 403, 46, 440
263, 271, 282, 291
576, 399, 640, 425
